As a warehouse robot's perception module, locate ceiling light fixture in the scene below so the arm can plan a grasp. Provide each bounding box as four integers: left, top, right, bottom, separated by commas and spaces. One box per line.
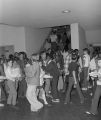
62, 10, 71, 13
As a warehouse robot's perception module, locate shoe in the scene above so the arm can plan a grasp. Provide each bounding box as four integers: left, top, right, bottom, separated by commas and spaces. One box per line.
46, 94, 53, 99
82, 88, 88, 91
45, 103, 52, 107
90, 93, 93, 96
80, 100, 84, 104
64, 101, 72, 104
11, 105, 19, 110
52, 99, 60, 103
85, 111, 96, 115
0, 103, 4, 107
88, 86, 92, 89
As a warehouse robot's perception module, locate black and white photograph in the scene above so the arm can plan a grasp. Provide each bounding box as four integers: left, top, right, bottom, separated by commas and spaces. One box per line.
0, 0, 101, 120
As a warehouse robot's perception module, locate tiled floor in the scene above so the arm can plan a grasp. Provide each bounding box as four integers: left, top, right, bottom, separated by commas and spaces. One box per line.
0, 91, 101, 120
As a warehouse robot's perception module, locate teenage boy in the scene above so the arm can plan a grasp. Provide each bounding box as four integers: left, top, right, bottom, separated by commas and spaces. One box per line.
86, 57, 101, 115
82, 48, 90, 91
42, 53, 60, 102
64, 51, 84, 104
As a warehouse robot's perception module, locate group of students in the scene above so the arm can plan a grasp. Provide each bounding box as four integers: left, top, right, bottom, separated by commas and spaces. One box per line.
0, 47, 101, 115
0, 52, 27, 107
63, 48, 101, 115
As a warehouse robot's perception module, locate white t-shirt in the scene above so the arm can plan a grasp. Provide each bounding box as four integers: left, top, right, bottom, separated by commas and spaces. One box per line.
4, 65, 21, 81
89, 58, 97, 71
83, 54, 90, 67
97, 69, 101, 85
50, 34, 57, 42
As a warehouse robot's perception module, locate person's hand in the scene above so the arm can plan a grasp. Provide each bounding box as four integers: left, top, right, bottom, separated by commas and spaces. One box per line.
39, 62, 42, 66
79, 67, 82, 73
0, 76, 7, 80
74, 81, 77, 85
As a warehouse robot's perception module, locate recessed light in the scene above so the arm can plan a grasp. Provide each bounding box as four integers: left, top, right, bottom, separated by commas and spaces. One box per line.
62, 10, 71, 13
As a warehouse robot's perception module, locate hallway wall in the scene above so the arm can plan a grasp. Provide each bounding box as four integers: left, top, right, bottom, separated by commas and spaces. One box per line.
86, 29, 101, 45
78, 24, 87, 54
0, 25, 26, 52
71, 23, 79, 49
0, 25, 51, 57
71, 23, 87, 53
25, 27, 51, 56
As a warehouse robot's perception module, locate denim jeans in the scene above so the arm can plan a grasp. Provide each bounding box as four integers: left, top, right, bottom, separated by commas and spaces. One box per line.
90, 85, 101, 114
26, 84, 43, 112
65, 77, 84, 103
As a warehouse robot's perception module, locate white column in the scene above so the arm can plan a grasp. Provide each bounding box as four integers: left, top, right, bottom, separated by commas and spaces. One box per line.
71, 23, 79, 49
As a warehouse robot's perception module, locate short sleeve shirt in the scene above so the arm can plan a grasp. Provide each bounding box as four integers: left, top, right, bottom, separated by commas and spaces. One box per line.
68, 61, 78, 77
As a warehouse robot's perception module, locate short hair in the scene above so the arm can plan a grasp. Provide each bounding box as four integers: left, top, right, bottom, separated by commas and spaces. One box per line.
40, 50, 46, 55
92, 51, 98, 58
9, 54, 14, 60
83, 48, 90, 54
32, 53, 39, 56
97, 57, 101, 61
71, 50, 78, 60
46, 53, 52, 59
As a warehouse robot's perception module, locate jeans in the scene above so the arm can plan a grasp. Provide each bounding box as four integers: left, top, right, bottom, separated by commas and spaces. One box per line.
82, 67, 89, 88
18, 79, 27, 97
7, 80, 17, 105
65, 77, 84, 103
90, 85, 101, 114
26, 84, 43, 112
44, 79, 51, 95
51, 76, 59, 99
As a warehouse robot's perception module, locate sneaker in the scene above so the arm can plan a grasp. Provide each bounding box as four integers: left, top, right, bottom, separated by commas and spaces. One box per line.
46, 94, 53, 99
64, 101, 72, 104
90, 93, 93, 96
0, 103, 4, 107
88, 86, 92, 89
45, 103, 52, 107
52, 99, 60, 103
85, 111, 96, 116
82, 88, 88, 91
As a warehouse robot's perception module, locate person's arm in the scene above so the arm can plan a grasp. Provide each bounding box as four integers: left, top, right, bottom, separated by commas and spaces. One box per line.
72, 71, 77, 84
87, 57, 90, 81
79, 57, 83, 69
42, 62, 52, 74
36, 63, 40, 81
5, 68, 14, 81
0, 65, 5, 76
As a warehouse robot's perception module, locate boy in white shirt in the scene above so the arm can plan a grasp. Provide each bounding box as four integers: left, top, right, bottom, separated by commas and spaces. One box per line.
86, 57, 101, 115
82, 48, 90, 90
89, 52, 98, 91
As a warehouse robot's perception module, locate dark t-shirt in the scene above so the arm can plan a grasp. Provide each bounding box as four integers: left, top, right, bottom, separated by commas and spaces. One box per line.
68, 61, 78, 77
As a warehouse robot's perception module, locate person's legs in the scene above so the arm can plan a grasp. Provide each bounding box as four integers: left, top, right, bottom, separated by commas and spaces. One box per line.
0, 83, 4, 107
76, 81, 84, 103
12, 82, 17, 106
1, 82, 6, 101
44, 79, 51, 96
39, 88, 48, 104
18, 79, 27, 97
82, 67, 88, 90
58, 76, 64, 91
90, 86, 101, 114
26, 85, 43, 112
79, 70, 84, 87
63, 75, 69, 92
7, 80, 17, 105
51, 76, 59, 100
64, 77, 74, 103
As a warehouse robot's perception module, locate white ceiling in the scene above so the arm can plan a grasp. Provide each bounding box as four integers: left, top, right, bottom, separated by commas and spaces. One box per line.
0, 0, 101, 30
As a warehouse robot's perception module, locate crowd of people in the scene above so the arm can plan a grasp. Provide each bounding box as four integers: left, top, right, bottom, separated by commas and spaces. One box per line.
0, 44, 101, 115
